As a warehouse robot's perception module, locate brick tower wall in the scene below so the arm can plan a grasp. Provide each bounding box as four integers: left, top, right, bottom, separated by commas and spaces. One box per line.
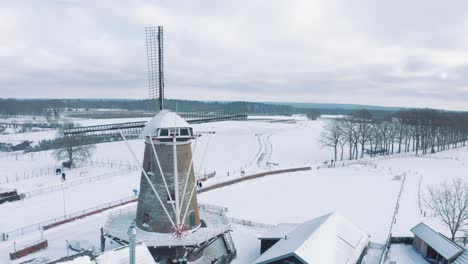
136, 140, 201, 233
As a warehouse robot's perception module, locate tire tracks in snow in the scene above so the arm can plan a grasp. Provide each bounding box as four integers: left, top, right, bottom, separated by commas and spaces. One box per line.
256, 133, 273, 167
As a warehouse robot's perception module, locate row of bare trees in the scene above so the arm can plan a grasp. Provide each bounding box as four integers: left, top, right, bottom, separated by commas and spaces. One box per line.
321, 109, 468, 161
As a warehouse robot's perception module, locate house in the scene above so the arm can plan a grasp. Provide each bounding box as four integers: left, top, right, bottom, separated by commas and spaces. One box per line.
12, 141, 31, 152
0, 141, 31, 152
411, 223, 468, 264
254, 212, 370, 264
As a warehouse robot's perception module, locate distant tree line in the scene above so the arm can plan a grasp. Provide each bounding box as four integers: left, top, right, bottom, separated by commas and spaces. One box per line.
321, 109, 468, 161
0, 98, 397, 117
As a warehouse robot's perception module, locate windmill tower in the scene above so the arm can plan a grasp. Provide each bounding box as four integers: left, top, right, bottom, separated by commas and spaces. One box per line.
138, 26, 201, 235
136, 110, 201, 234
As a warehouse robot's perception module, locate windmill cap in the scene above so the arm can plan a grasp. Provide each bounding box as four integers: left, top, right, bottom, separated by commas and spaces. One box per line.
139, 110, 191, 138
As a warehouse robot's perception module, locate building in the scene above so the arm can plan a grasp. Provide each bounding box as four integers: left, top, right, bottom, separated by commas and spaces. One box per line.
411, 223, 468, 264
254, 212, 370, 264
0, 141, 31, 152
12, 141, 31, 152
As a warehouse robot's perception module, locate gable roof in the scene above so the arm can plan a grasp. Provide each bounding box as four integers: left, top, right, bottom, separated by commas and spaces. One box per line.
258, 223, 299, 240
95, 242, 156, 264
411, 223, 463, 260
254, 212, 370, 264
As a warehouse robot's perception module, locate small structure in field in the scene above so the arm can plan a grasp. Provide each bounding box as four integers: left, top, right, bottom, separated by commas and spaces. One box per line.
254, 212, 370, 264
12, 141, 31, 152
0, 188, 21, 205
411, 222, 468, 264
0, 141, 31, 152
10, 240, 48, 260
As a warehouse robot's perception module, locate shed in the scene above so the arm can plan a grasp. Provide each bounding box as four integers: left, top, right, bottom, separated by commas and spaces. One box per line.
12, 141, 31, 152
254, 212, 370, 264
411, 222, 464, 263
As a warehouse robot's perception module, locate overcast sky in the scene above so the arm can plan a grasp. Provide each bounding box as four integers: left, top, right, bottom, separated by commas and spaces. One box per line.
1, 0, 468, 110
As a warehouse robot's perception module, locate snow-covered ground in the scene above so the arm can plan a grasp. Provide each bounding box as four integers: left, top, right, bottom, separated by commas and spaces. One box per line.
0, 171, 140, 232
385, 244, 428, 264
378, 148, 468, 239
0, 130, 58, 146
1, 114, 468, 263
199, 165, 401, 243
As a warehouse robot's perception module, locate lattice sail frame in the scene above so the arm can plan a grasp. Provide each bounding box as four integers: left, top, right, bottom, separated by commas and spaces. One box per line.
145, 26, 165, 111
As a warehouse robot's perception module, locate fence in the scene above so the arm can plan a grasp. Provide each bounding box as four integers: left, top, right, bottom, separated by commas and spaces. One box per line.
1, 166, 62, 185
22, 168, 138, 199
379, 173, 407, 264
1, 196, 137, 240
9, 239, 48, 260
82, 160, 139, 170
198, 203, 228, 213
227, 217, 274, 229
319, 143, 468, 171
0, 160, 139, 185
198, 166, 312, 194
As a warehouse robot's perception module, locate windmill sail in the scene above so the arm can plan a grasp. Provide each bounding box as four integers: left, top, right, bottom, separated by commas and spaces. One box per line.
146, 26, 164, 111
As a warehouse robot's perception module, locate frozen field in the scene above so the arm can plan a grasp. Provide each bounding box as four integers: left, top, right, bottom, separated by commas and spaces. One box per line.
1, 115, 468, 263
0, 208, 264, 264
379, 148, 468, 238
0, 171, 140, 232
199, 165, 402, 243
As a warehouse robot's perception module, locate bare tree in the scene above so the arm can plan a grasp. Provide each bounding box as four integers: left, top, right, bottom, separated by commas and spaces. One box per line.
424, 178, 468, 241
320, 120, 342, 161
53, 125, 95, 167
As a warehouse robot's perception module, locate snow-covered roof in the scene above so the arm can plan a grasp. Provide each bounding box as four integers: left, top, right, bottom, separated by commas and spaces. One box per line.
258, 223, 299, 240
139, 110, 190, 138
96, 242, 156, 264
59, 256, 94, 264
58, 243, 157, 264
254, 212, 370, 264
411, 222, 463, 260
454, 250, 468, 264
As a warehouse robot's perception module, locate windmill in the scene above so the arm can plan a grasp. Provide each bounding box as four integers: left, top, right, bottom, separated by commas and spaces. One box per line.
109, 110, 235, 263
100, 26, 236, 263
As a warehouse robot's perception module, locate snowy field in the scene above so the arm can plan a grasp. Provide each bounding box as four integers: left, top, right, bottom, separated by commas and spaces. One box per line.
0, 171, 140, 232
199, 165, 401, 243
380, 148, 468, 238
1, 114, 468, 263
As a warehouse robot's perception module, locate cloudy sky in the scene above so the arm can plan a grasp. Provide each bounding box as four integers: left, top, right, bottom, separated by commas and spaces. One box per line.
1, 0, 468, 110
